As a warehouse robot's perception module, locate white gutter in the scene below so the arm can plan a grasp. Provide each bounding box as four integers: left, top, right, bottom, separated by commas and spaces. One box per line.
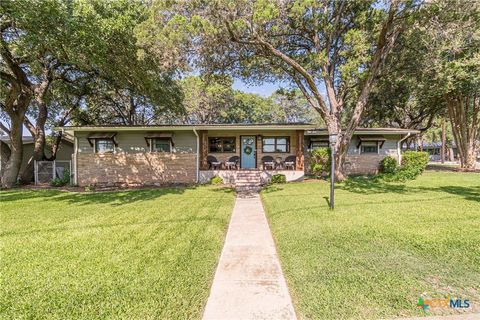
193, 128, 200, 183
397, 133, 411, 165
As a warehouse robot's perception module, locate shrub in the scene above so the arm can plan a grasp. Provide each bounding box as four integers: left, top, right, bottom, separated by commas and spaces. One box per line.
50, 169, 70, 187
85, 185, 96, 192
380, 156, 398, 174
399, 151, 429, 180
309, 148, 331, 178
380, 151, 429, 182
271, 174, 286, 184
210, 175, 224, 185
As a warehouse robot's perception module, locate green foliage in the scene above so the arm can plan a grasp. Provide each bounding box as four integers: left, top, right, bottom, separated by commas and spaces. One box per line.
379, 156, 398, 174
176, 76, 320, 124
209, 175, 224, 185
270, 174, 286, 184
137, 0, 412, 130
84, 185, 96, 192
380, 151, 429, 182
399, 151, 429, 180
309, 148, 331, 178
50, 169, 70, 187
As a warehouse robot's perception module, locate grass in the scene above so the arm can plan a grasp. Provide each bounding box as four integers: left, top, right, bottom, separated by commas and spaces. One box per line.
0, 186, 235, 319
261, 171, 480, 319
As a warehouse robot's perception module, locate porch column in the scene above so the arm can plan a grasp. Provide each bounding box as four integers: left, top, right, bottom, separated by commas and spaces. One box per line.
296, 130, 304, 170
199, 130, 209, 170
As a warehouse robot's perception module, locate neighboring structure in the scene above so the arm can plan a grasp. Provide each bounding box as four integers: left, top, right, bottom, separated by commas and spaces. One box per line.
58, 124, 419, 187
0, 136, 74, 181
418, 142, 458, 162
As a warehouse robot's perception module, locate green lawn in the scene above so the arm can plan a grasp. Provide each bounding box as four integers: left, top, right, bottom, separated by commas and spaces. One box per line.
0, 186, 235, 319
261, 171, 480, 319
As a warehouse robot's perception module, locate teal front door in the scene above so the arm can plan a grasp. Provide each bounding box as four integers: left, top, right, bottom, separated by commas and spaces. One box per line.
241, 136, 256, 169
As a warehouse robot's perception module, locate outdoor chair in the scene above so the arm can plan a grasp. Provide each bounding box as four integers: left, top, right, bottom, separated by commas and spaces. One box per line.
284, 155, 296, 170
225, 156, 239, 170
207, 155, 222, 170
261, 156, 275, 170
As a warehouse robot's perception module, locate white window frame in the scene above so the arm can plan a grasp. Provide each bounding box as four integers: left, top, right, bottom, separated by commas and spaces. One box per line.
150, 138, 173, 153
310, 141, 329, 150
94, 139, 115, 154
360, 141, 379, 154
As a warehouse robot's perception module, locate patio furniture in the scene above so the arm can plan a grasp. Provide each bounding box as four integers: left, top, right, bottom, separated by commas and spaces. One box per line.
207, 155, 222, 170
225, 156, 239, 170
274, 157, 283, 170
262, 156, 275, 170
284, 155, 296, 170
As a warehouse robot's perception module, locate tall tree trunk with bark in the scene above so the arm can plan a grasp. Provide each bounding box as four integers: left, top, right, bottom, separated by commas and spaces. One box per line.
441, 117, 446, 163
446, 94, 479, 169
19, 66, 53, 184
1, 36, 33, 188
20, 103, 48, 184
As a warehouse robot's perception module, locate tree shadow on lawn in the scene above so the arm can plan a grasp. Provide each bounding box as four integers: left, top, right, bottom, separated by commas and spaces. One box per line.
0, 186, 234, 207
2, 215, 225, 237
338, 176, 408, 194
338, 176, 480, 203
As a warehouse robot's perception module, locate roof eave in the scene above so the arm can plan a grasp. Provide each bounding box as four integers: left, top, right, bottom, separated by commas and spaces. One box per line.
55, 124, 317, 132
305, 129, 420, 135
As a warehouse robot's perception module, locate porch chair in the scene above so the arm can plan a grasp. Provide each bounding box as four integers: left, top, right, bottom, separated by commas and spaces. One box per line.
225, 156, 239, 170
284, 155, 296, 170
261, 155, 275, 170
207, 155, 222, 170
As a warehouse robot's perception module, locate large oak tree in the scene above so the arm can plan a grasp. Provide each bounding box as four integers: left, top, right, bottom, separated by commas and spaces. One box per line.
138, 0, 418, 180
1, 0, 180, 187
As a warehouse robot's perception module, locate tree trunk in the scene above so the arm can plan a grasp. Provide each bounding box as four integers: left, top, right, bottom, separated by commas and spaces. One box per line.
1, 34, 33, 188
441, 118, 446, 163
19, 68, 53, 184
20, 105, 48, 184
1, 117, 24, 188
0, 141, 12, 177
446, 94, 479, 170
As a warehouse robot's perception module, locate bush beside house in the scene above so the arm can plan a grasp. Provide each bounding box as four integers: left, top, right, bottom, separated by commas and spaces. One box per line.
50, 169, 71, 187
380, 151, 429, 181
209, 175, 224, 185
271, 174, 287, 184
309, 148, 331, 178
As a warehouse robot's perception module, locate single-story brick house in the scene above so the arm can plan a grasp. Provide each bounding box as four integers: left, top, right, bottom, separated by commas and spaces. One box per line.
57, 124, 419, 187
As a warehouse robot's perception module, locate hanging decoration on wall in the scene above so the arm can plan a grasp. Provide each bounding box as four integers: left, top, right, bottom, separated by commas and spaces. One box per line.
244, 146, 253, 155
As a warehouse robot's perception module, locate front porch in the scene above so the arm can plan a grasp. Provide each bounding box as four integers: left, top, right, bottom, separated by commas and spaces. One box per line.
197, 128, 305, 184
199, 169, 305, 184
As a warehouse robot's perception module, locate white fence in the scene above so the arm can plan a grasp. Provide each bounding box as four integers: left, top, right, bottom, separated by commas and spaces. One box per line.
34, 160, 71, 185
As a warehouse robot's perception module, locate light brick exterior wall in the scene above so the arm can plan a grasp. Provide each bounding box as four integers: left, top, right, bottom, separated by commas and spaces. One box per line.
344, 154, 394, 175
77, 152, 197, 186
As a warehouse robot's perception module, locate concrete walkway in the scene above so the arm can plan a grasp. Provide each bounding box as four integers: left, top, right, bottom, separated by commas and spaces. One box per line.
203, 193, 296, 320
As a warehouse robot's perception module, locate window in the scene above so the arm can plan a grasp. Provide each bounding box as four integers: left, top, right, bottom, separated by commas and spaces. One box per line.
310, 141, 329, 149
151, 138, 171, 152
209, 137, 236, 153
361, 144, 378, 154
262, 137, 290, 153
95, 139, 114, 153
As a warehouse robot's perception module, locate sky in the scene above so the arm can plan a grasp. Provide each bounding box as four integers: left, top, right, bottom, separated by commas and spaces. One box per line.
232, 79, 286, 97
